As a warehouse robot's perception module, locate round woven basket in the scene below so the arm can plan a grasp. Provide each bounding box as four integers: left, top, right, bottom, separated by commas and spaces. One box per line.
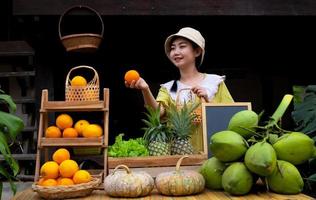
59, 5, 104, 53
32, 177, 101, 199
176, 88, 205, 124
65, 65, 99, 101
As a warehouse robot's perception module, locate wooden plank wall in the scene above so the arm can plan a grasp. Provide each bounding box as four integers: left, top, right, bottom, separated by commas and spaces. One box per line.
12, 0, 316, 15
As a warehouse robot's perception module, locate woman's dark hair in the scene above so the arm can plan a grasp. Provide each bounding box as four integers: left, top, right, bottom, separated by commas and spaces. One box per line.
169, 37, 203, 93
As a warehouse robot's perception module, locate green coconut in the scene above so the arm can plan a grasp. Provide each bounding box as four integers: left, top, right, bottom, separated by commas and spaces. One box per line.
244, 141, 277, 176
273, 132, 315, 165
267, 160, 304, 194
222, 162, 253, 196
228, 110, 258, 139
198, 157, 226, 190
210, 130, 248, 162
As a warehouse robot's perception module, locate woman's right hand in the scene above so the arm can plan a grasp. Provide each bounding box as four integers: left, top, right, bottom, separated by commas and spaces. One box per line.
125, 77, 149, 91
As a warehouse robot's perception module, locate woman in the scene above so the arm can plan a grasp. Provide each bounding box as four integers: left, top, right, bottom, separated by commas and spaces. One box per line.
125, 27, 234, 152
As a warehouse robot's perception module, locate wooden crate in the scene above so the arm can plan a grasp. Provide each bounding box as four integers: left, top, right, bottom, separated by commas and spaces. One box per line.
108, 124, 208, 177
34, 88, 110, 182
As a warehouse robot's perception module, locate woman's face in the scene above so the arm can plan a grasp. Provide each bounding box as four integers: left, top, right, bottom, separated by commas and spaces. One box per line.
169, 37, 200, 69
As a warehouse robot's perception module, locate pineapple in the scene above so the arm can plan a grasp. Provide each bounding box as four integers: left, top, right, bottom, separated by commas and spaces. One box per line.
142, 105, 171, 156
168, 102, 200, 155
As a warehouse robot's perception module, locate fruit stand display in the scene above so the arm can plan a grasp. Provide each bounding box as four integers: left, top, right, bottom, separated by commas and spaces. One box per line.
32, 81, 109, 198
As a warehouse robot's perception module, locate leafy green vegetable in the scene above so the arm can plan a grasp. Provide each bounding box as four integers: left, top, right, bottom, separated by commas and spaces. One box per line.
108, 133, 149, 157
292, 85, 316, 136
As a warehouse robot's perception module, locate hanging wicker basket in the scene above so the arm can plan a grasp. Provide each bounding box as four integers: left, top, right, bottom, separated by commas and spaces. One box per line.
176, 88, 205, 125
65, 65, 99, 101
59, 5, 104, 53
32, 177, 101, 199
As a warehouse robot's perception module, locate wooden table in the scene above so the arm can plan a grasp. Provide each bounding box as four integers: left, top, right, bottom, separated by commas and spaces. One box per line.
13, 188, 314, 200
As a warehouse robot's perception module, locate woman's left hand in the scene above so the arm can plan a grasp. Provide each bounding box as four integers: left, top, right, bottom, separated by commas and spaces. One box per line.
191, 86, 209, 102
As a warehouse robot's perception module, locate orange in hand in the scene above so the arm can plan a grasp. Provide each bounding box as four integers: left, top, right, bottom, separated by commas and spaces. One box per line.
124, 70, 140, 84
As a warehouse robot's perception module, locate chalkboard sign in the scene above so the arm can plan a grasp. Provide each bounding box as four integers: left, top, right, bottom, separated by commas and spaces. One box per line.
202, 103, 252, 158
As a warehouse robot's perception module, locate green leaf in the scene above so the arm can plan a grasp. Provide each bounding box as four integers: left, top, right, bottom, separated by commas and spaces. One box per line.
0, 94, 16, 113
0, 111, 24, 139
292, 85, 316, 134
0, 132, 19, 176
0, 182, 2, 200
0, 164, 17, 195
309, 157, 316, 170
306, 173, 316, 182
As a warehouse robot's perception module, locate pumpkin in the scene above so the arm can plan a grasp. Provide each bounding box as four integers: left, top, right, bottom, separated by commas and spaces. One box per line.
104, 164, 154, 197
155, 156, 205, 196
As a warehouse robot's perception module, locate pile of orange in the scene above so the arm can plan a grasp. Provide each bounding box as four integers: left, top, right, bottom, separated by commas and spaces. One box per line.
38, 148, 92, 186
45, 114, 103, 138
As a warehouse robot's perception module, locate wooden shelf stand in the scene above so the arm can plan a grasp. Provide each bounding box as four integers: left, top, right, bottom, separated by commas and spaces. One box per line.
34, 88, 109, 182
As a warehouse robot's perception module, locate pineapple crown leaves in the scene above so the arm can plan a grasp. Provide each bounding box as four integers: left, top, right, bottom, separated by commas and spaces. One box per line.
167, 101, 200, 139
142, 105, 171, 144
292, 85, 316, 136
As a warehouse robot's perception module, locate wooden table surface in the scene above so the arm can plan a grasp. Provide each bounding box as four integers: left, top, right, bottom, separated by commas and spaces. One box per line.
12, 188, 314, 200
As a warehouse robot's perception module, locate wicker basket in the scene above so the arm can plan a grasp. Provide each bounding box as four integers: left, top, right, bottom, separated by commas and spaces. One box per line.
32, 177, 101, 199
59, 5, 104, 53
65, 65, 99, 101
176, 88, 205, 125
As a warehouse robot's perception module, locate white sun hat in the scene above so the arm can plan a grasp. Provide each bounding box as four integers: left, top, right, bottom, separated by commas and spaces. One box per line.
164, 27, 205, 66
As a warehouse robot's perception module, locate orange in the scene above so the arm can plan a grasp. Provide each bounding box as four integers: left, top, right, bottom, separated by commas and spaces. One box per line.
59, 159, 79, 178
71, 75, 87, 86
82, 124, 103, 138
74, 120, 90, 137
45, 126, 62, 138
56, 114, 73, 130
40, 161, 59, 179
37, 178, 45, 185
41, 178, 58, 186
62, 127, 78, 138
57, 177, 74, 186
73, 170, 91, 184
124, 70, 140, 84
52, 148, 71, 164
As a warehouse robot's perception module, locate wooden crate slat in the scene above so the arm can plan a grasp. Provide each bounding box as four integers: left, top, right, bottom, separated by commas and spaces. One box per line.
108, 154, 207, 168
108, 165, 201, 178
41, 101, 107, 111
0, 71, 35, 77
40, 137, 103, 147
0, 154, 36, 161
0, 41, 34, 56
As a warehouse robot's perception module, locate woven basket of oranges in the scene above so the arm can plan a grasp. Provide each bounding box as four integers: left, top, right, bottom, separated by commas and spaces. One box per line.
65, 65, 99, 101
32, 176, 101, 199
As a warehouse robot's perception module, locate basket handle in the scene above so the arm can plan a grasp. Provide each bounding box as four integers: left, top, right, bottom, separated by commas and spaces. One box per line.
65, 65, 99, 87
175, 88, 207, 105
58, 5, 104, 39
